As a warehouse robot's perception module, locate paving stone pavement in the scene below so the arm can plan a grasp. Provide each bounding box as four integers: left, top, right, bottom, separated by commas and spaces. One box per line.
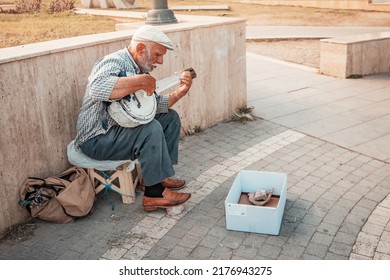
0, 118, 389, 260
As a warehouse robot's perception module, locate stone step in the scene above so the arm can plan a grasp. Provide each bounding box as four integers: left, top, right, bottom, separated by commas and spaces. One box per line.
170, 5, 229, 11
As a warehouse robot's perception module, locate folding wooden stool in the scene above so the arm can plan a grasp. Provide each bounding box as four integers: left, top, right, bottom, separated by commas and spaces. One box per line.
88, 161, 142, 204
67, 140, 142, 204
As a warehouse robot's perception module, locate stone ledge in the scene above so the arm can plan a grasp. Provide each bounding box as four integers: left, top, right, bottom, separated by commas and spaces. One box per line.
170, 5, 230, 11
81, 0, 136, 9
0, 30, 134, 64
320, 32, 390, 78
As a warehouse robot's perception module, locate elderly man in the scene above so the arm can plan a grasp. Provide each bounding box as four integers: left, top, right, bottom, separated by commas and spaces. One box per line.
74, 25, 193, 211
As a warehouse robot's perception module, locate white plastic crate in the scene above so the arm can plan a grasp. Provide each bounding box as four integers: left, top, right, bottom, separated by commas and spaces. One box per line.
225, 170, 287, 235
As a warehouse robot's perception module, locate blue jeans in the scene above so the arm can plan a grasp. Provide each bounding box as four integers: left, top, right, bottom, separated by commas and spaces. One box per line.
80, 109, 181, 186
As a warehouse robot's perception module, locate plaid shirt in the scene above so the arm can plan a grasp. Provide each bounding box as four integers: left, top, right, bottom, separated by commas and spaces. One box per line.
74, 48, 169, 149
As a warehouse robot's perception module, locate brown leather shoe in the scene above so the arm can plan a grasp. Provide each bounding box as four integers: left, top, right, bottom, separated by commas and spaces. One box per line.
140, 178, 186, 191
162, 177, 186, 190
143, 188, 191, 211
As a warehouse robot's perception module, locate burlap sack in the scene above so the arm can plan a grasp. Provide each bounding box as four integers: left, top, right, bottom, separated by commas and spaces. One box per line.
19, 166, 95, 223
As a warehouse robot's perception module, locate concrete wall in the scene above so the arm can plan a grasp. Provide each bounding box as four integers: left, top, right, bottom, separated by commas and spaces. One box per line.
210, 0, 390, 12
0, 17, 247, 233
320, 32, 390, 78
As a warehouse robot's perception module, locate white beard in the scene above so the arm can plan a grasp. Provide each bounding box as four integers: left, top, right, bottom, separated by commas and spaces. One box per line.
138, 48, 154, 73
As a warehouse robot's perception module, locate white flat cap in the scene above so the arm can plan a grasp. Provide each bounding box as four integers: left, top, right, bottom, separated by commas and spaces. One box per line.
132, 25, 174, 50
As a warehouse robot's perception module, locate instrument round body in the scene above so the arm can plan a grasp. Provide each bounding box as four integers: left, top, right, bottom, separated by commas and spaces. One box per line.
108, 90, 157, 128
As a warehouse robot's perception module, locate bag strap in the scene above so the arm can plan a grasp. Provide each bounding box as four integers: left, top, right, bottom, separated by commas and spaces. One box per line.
26, 177, 46, 186
28, 177, 66, 195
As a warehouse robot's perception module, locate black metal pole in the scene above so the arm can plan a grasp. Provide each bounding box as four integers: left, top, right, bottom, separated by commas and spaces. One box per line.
145, 0, 178, 24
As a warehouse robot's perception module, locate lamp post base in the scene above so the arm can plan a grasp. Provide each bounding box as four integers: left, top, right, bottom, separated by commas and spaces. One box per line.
145, 9, 178, 24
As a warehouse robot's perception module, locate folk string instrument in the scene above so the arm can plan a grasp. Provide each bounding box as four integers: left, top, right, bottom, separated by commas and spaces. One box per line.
107, 68, 197, 128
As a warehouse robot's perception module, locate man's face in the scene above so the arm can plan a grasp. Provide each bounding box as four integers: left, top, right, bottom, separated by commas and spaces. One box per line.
138, 43, 167, 73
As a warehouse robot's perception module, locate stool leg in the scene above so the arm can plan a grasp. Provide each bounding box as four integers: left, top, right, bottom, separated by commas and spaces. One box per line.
117, 168, 136, 204
88, 168, 105, 195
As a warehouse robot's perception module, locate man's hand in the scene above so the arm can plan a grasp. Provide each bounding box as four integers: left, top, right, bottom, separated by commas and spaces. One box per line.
138, 74, 156, 96
109, 74, 156, 99
167, 70, 194, 108
177, 70, 193, 96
